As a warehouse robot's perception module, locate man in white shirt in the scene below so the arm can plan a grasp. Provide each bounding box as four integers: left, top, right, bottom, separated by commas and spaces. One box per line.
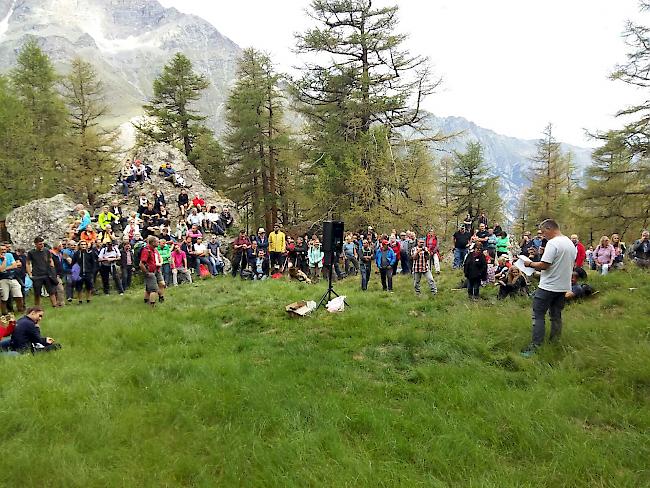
521, 219, 576, 357
192, 237, 215, 277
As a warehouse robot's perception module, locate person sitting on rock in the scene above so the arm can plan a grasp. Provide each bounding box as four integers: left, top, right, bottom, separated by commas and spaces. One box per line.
186, 208, 202, 228
76, 205, 91, 234
220, 207, 234, 229
171, 242, 192, 285
98, 224, 118, 245
153, 190, 165, 211
97, 205, 119, 231
159, 162, 176, 178
10, 307, 61, 353
186, 224, 203, 243
192, 194, 205, 209
177, 189, 189, 217
133, 159, 146, 185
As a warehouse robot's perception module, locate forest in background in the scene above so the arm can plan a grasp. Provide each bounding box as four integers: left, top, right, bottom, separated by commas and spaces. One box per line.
1, 0, 649, 242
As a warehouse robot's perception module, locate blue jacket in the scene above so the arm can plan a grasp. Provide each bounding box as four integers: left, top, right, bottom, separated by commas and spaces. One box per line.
375, 247, 396, 269
77, 211, 91, 232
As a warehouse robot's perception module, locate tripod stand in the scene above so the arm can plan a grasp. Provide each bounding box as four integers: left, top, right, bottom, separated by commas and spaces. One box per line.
316, 252, 349, 310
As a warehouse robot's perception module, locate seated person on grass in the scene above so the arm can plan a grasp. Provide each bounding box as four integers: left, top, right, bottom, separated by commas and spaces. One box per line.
10, 307, 61, 353
497, 266, 528, 299
565, 271, 596, 300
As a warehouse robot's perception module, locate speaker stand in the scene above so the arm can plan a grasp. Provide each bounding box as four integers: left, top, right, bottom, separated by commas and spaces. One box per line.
316, 257, 350, 310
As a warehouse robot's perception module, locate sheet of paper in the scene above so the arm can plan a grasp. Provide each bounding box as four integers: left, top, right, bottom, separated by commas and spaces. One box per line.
514, 258, 535, 276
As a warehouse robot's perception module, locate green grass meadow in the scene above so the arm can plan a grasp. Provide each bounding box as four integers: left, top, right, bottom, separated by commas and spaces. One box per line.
1, 268, 649, 487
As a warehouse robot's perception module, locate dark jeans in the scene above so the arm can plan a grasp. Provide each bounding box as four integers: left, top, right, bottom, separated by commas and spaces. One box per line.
231, 253, 247, 277
100, 265, 124, 294
467, 277, 481, 298
531, 288, 566, 345
380, 267, 393, 291
121, 265, 133, 290
360, 262, 371, 290
400, 252, 410, 274
270, 252, 283, 268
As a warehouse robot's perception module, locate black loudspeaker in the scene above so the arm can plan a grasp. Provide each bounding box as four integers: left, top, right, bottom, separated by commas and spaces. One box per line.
322, 220, 344, 254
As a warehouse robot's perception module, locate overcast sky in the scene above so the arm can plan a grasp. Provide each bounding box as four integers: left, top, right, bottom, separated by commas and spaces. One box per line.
160, 0, 644, 148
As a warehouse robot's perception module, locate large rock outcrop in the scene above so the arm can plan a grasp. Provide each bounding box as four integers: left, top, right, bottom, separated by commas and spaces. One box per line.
6, 143, 235, 247
6, 194, 77, 249
95, 143, 235, 220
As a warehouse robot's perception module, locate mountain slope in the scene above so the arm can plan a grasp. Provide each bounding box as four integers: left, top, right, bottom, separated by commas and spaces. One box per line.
0, 0, 241, 131
423, 114, 593, 220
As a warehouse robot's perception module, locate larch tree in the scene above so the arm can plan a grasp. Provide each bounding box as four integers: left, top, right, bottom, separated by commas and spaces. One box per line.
223, 48, 288, 230
293, 0, 444, 225
449, 141, 502, 221
61, 57, 119, 205
10, 39, 69, 198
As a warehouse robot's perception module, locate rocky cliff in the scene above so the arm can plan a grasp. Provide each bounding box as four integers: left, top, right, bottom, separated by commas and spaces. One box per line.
0, 0, 241, 132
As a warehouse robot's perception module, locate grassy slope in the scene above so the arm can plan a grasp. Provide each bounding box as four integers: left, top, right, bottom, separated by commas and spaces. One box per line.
1, 269, 649, 487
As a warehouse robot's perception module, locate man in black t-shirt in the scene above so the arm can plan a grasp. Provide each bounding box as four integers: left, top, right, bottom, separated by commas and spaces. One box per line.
452, 227, 471, 269
26, 237, 59, 308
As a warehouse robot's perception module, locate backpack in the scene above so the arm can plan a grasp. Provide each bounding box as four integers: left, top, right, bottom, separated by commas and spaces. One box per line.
199, 264, 210, 278
71, 263, 81, 282
240, 269, 254, 280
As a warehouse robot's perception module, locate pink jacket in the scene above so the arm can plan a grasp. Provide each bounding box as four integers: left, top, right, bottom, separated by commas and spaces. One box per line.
594, 245, 615, 265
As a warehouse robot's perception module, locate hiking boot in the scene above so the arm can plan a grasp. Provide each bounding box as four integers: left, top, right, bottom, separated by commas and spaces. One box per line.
520, 343, 540, 358
158, 295, 165, 303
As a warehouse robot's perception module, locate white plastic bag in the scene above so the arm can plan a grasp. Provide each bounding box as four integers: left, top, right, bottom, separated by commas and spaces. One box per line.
326, 295, 346, 313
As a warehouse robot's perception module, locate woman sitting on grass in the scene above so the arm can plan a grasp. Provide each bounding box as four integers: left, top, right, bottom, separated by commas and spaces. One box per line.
497, 266, 528, 299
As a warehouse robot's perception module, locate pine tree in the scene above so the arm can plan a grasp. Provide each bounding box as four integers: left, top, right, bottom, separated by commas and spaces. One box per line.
138, 53, 209, 157
524, 124, 572, 224
0, 76, 35, 216
581, 131, 650, 236
61, 58, 119, 205
10, 39, 69, 198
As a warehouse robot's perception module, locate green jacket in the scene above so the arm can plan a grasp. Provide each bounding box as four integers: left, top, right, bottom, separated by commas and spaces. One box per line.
496, 236, 510, 253
157, 244, 171, 264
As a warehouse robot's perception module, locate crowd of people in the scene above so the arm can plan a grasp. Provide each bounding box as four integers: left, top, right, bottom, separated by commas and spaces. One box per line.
1, 184, 650, 357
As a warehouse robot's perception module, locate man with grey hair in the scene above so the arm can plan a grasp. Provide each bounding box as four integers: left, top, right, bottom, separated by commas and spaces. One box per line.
139, 235, 165, 307
630, 229, 650, 268
520, 219, 576, 357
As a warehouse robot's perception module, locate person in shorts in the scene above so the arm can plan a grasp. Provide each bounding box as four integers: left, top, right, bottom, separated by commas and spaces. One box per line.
139, 236, 166, 307
26, 237, 59, 308
0, 244, 24, 314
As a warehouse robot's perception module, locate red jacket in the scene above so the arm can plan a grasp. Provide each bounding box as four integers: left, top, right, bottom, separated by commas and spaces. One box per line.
575, 241, 586, 267
192, 197, 205, 208
426, 235, 439, 255
390, 242, 401, 262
